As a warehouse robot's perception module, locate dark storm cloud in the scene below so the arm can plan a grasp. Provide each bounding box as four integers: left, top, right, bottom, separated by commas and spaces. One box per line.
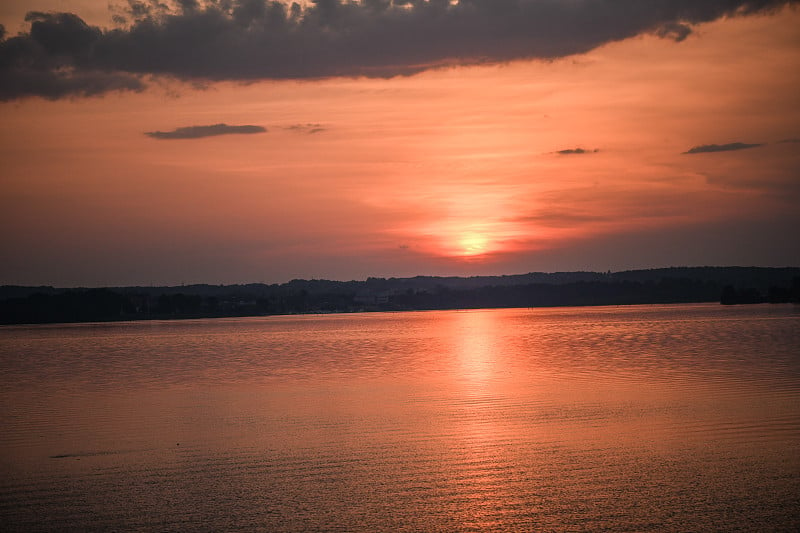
145, 123, 267, 139
1, 0, 797, 100
683, 142, 764, 154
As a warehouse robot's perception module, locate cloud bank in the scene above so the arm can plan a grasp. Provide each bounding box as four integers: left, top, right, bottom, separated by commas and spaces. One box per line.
1, 0, 797, 100
145, 123, 266, 139
683, 142, 763, 154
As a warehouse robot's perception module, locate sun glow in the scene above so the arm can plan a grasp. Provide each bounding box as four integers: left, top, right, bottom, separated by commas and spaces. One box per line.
458, 233, 489, 257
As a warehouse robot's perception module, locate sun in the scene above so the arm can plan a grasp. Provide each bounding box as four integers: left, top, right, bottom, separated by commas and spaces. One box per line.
458, 233, 489, 257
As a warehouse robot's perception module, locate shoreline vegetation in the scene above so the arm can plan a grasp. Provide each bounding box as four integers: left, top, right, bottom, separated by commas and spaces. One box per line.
1, 267, 798, 325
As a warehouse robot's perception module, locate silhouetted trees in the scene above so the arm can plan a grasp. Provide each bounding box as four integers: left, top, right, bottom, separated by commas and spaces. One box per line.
721, 279, 800, 305
1, 268, 798, 324
0, 288, 133, 324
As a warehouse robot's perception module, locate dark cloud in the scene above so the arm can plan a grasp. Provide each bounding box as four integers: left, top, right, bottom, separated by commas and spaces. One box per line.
557, 148, 598, 155
0, 11, 146, 100
683, 142, 763, 154
145, 123, 266, 139
654, 21, 693, 41
1, 0, 797, 100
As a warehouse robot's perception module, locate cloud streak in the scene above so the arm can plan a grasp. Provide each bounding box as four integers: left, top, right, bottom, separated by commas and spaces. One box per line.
1, 0, 797, 100
556, 148, 598, 155
683, 142, 763, 154
284, 123, 326, 134
145, 123, 266, 139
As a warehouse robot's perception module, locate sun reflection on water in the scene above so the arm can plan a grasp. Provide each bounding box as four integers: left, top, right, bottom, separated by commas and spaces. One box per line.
452, 310, 499, 388
437, 310, 525, 529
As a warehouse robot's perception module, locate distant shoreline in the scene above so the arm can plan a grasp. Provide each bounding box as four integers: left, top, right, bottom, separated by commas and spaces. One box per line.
2, 267, 797, 326
7, 301, 796, 329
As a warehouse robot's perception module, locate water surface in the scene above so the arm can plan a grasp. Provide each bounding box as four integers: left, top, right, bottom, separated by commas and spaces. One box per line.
1, 304, 799, 531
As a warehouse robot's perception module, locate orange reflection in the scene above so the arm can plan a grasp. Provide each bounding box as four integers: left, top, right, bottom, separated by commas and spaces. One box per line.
451, 310, 499, 388
436, 310, 524, 528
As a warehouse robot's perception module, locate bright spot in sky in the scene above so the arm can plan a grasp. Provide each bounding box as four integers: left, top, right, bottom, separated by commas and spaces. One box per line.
458, 233, 489, 257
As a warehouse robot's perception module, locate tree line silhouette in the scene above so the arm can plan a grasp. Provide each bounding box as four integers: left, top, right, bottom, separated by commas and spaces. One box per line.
1, 268, 798, 325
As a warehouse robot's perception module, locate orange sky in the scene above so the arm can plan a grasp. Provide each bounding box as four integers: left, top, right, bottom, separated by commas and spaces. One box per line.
1, 2, 799, 285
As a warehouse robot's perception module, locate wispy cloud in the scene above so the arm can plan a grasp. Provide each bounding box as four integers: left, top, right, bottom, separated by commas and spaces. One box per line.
510, 187, 696, 229
1, 0, 797, 100
284, 123, 326, 134
683, 142, 763, 154
145, 123, 266, 140
556, 148, 598, 155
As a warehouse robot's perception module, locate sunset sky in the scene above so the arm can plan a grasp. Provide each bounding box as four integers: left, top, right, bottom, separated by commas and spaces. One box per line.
1, 0, 799, 287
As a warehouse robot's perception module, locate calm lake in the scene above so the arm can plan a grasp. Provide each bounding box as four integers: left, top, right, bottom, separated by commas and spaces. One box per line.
1, 303, 799, 531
